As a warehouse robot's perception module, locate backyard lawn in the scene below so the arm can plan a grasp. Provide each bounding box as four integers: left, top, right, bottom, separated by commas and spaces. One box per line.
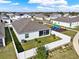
72, 26, 79, 31
61, 30, 77, 38
22, 35, 60, 50
0, 27, 16, 59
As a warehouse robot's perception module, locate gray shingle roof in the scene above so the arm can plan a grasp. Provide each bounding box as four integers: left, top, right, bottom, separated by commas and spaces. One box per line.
53, 16, 79, 23
12, 18, 49, 34
34, 14, 46, 18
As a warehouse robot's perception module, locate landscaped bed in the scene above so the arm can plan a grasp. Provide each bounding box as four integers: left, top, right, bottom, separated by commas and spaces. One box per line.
22, 35, 60, 51
10, 28, 24, 53
5, 27, 12, 45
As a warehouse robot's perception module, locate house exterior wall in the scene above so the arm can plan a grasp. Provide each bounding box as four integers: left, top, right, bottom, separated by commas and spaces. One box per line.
19, 31, 39, 41
2, 37, 5, 46
34, 17, 43, 20
52, 20, 79, 28
53, 21, 70, 27
0, 37, 5, 47
21, 15, 31, 18
44, 18, 50, 20
71, 22, 79, 28
18, 31, 50, 42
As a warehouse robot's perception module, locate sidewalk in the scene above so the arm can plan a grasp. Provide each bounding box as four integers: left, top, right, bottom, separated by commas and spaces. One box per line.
73, 32, 79, 56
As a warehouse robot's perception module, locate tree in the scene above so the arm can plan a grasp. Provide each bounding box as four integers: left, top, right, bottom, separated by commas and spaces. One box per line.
36, 46, 48, 59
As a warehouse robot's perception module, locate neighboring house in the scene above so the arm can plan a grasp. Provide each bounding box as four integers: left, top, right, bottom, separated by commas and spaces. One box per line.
12, 18, 50, 42
0, 21, 5, 47
11, 13, 31, 20
12, 15, 20, 20
52, 16, 79, 28
1, 16, 11, 26
21, 14, 31, 18
33, 14, 46, 20
49, 13, 62, 19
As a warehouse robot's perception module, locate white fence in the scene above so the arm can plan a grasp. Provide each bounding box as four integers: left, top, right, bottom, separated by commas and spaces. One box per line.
17, 30, 71, 59
9, 26, 71, 59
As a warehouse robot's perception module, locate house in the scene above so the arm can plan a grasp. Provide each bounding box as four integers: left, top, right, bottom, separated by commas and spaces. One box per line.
52, 16, 79, 28
20, 14, 31, 18
0, 21, 5, 47
12, 18, 50, 42
49, 13, 62, 19
1, 16, 11, 26
33, 14, 46, 20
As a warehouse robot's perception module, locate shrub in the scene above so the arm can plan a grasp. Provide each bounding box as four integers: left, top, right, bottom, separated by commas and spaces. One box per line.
36, 46, 48, 59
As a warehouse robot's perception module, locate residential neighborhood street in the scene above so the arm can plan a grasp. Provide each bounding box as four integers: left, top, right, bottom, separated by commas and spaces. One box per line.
73, 32, 79, 56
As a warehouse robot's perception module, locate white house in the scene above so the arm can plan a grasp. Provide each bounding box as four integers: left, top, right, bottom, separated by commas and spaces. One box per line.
12, 18, 50, 42
0, 21, 5, 47
52, 16, 79, 28
20, 14, 31, 18
1, 16, 11, 26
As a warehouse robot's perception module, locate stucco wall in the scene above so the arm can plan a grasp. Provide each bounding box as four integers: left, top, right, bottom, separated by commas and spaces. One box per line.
53, 21, 79, 28
71, 22, 79, 28
53, 21, 70, 27
19, 31, 50, 41
18, 31, 39, 41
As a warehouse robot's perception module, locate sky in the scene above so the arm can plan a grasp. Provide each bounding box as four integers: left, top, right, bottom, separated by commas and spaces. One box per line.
0, 0, 79, 12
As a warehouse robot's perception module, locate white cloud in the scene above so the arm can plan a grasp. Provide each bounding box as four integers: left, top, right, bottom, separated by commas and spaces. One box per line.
0, 6, 30, 12
35, 4, 79, 12
0, 0, 11, 3
28, 0, 67, 6
28, 0, 79, 12
11, 3, 19, 5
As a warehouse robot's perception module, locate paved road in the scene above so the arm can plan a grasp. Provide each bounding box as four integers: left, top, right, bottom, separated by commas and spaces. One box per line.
73, 32, 79, 56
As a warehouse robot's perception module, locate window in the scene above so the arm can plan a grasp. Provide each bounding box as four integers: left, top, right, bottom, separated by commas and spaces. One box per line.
39, 30, 49, 36
44, 30, 49, 35
46, 30, 49, 35
25, 34, 29, 38
39, 31, 43, 36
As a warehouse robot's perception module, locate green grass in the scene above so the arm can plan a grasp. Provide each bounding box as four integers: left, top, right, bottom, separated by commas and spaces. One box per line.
72, 26, 79, 31
5, 27, 12, 45
22, 35, 60, 50
0, 27, 17, 59
0, 43, 17, 59
10, 28, 24, 53
61, 30, 77, 38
